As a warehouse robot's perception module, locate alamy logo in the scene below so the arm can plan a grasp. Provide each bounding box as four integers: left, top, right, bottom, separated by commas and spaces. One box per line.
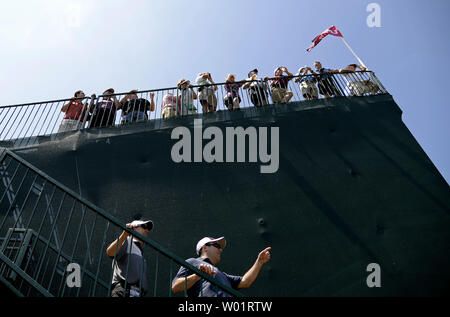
366, 263, 381, 288
366, 3, 381, 28
171, 119, 279, 174
66, 263, 81, 288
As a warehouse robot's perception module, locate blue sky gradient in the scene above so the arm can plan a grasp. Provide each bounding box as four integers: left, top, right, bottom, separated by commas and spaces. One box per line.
0, 0, 449, 183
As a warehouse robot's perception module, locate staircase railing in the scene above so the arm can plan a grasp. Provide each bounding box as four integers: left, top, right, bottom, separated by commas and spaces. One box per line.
0, 149, 243, 297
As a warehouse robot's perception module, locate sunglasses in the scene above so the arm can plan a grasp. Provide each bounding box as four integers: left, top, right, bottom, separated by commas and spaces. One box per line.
140, 224, 152, 230
206, 243, 222, 250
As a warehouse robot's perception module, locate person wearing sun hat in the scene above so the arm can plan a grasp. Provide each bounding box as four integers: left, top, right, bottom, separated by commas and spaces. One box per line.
171, 236, 271, 297
90, 88, 121, 128
106, 218, 154, 297
176, 78, 198, 116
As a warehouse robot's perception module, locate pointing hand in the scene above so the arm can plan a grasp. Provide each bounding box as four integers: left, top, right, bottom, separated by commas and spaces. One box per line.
257, 247, 272, 264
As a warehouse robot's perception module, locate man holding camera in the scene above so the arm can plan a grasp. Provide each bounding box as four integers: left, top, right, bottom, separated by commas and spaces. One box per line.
106, 219, 154, 297
195, 72, 218, 114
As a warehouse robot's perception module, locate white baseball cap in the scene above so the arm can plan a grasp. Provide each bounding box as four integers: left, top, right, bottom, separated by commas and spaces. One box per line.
196, 237, 226, 255
129, 220, 154, 231
274, 67, 283, 74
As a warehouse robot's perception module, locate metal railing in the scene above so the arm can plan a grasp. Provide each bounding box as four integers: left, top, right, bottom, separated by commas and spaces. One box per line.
0, 71, 387, 148
0, 149, 243, 297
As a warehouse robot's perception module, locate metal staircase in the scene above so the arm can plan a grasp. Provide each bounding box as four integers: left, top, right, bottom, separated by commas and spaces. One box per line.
0, 149, 243, 297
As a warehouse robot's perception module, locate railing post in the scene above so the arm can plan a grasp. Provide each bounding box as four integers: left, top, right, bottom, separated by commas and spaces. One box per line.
80, 96, 96, 131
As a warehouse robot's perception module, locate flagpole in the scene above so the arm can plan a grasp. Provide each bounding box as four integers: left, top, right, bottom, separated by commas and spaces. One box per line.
341, 37, 367, 68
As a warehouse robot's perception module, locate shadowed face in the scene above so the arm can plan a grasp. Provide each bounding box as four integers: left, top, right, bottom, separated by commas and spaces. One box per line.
103, 90, 113, 100
135, 225, 150, 238
202, 242, 223, 265
227, 75, 235, 83
75, 91, 85, 98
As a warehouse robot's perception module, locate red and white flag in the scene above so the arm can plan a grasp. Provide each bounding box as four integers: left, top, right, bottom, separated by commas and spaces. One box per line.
307, 25, 343, 52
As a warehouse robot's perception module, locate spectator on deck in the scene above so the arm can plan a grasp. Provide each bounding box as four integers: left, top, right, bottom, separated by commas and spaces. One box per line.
242, 69, 269, 107
313, 61, 342, 98
195, 72, 218, 114
224, 74, 244, 111
294, 67, 319, 100
58, 90, 93, 133
161, 92, 178, 119
90, 88, 121, 128
339, 64, 381, 96
120, 90, 155, 124
177, 78, 198, 116
269, 67, 294, 104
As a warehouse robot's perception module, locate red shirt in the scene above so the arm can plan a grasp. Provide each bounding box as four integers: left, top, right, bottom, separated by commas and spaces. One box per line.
64, 100, 87, 121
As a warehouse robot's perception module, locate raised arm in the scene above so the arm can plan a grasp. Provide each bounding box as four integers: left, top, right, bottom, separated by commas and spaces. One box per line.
208, 74, 218, 91
119, 95, 129, 106
149, 92, 155, 112
308, 67, 320, 81
238, 247, 271, 289
356, 65, 368, 71
112, 95, 121, 110
190, 86, 198, 99
106, 224, 133, 258
283, 68, 294, 78
88, 94, 97, 113
61, 99, 74, 113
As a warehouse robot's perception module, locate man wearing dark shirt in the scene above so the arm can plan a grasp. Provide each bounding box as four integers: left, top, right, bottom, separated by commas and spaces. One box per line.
106, 219, 154, 297
90, 88, 121, 128
120, 90, 155, 124
171, 236, 271, 297
314, 61, 342, 98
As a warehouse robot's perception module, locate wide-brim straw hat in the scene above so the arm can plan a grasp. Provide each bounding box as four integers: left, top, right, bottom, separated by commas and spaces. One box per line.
103, 88, 115, 94
177, 79, 190, 87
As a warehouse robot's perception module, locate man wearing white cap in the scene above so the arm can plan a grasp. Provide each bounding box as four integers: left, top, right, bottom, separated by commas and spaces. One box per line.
106, 219, 154, 297
171, 236, 271, 297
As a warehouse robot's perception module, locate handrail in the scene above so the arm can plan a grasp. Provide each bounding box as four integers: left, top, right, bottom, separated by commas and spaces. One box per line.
0, 251, 54, 297
0, 71, 377, 103
0, 96, 92, 110
0, 71, 387, 148
0, 149, 244, 297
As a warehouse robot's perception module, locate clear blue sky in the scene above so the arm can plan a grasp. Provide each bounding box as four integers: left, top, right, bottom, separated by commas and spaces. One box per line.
0, 0, 449, 184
